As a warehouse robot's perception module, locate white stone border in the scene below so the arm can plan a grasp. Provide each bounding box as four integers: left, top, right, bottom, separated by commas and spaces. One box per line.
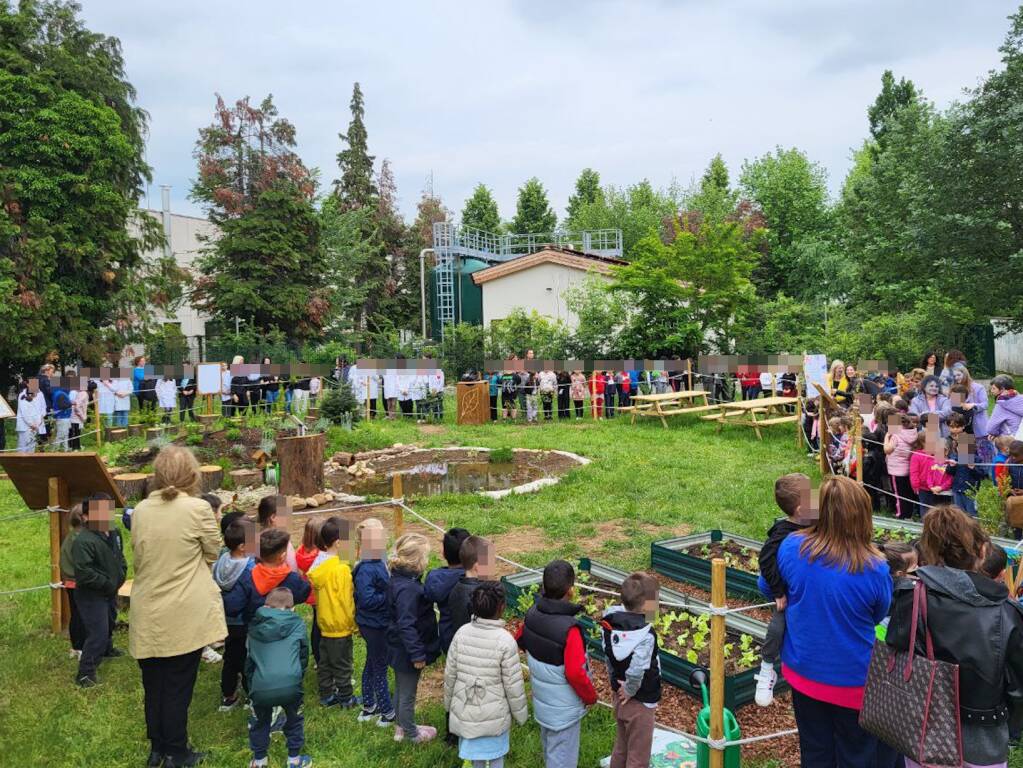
341, 445, 590, 500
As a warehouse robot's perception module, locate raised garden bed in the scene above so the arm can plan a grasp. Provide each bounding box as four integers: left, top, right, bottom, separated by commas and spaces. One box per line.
502, 558, 783, 710
651, 530, 765, 601
873, 514, 1019, 551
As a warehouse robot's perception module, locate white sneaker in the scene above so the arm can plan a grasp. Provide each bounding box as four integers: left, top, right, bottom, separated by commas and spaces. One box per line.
201, 646, 223, 664
69, 648, 82, 660
754, 665, 777, 707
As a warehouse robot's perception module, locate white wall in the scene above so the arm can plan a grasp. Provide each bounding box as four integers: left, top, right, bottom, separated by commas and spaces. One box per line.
126, 210, 219, 363
993, 319, 1023, 374
480, 262, 612, 329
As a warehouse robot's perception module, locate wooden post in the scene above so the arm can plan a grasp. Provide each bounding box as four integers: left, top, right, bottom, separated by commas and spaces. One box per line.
590, 374, 597, 420
687, 358, 694, 391
796, 396, 803, 450
206, 394, 213, 416
819, 406, 831, 477
392, 473, 404, 538
771, 373, 777, 397
93, 390, 102, 448
854, 415, 864, 486
277, 433, 325, 498
48, 477, 69, 635
365, 376, 371, 421
710, 558, 726, 768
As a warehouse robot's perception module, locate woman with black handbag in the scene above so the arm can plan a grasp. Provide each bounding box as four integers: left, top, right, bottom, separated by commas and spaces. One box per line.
885, 505, 1023, 768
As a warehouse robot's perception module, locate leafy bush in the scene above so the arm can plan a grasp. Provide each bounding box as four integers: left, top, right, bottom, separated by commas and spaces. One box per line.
976, 482, 1007, 537
186, 433, 204, 447
319, 382, 361, 425
489, 447, 514, 464
224, 427, 242, 441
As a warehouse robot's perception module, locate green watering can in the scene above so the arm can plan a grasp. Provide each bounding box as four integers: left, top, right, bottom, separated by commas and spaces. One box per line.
690, 668, 741, 768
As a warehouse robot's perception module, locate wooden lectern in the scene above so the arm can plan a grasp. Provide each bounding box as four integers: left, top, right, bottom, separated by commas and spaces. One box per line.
0, 453, 123, 635
456, 381, 490, 425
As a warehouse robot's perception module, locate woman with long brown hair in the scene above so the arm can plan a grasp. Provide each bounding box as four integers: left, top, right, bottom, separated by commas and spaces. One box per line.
887, 505, 1023, 768
777, 476, 895, 768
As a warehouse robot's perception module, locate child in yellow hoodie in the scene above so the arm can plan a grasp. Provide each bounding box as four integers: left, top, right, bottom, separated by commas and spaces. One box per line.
307, 516, 358, 708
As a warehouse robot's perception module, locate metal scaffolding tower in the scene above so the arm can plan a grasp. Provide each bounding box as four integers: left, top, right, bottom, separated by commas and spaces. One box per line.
431, 223, 623, 336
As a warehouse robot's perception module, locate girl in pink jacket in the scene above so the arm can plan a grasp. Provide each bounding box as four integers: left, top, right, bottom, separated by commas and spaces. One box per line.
884, 414, 920, 518
908, 431, 952, 515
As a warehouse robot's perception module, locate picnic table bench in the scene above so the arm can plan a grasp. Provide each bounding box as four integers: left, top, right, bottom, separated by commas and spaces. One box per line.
627, 390, 718, 428
713, 396, 799, 440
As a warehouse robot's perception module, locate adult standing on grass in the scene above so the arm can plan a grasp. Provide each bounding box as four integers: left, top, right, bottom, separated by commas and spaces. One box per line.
886, 505, 1023, 768
987, 374, 1023, 441
777, 476, 897, 768
908, 374, 952, 437
130, 445, 226, 768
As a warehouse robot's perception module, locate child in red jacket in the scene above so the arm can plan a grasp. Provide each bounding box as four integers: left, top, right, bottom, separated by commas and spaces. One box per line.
295, 518, 322, 664
908, 431, 951, 514
590, 372, 606, 419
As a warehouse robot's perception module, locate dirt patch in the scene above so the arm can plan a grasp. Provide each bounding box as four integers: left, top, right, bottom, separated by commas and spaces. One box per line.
591, 668, 800, 766
417, 424, 447, 436
416, 662, 446, 702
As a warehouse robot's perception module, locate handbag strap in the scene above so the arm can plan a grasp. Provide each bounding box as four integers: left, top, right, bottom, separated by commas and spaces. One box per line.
905, 580, 921, 680
917, 580, 936, 660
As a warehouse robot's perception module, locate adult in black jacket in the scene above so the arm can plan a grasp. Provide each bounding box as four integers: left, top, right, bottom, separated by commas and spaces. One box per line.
886, 505, 1023, 766
71, 496, 127, 686
863, 402, 895, 512
230, 374, 251, 413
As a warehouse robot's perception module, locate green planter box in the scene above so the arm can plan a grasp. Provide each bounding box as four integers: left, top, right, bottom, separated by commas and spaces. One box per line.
872, 514, 1019, 550
650, 530, 765, 602
502, 558, 781, 710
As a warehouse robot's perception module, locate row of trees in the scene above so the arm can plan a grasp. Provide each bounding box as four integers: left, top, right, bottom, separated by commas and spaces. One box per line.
5, 1, 1023, 383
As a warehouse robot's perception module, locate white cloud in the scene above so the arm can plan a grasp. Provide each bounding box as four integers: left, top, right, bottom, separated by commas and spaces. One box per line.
78, 0, 1017, 224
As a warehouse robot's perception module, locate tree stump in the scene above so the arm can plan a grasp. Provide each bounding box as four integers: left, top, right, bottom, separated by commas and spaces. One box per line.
199, 465, 224, 493
145, 427, 164, 441
229, 468, 262, 489
277, 433, 325, 498
197, 414, 218, 428
114, 473, 151, 501
308, 407, 319, 420
107, 428, 127, 442
128, 424, 144, 438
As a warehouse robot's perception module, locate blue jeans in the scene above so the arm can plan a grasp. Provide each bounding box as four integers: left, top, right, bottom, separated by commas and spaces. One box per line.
953, 490, 978, 517
284, 389, 293, 414
113, 411, 129, 427
359, 625, 392, 715
249, 697, 304, 759
791, 688, 902, 768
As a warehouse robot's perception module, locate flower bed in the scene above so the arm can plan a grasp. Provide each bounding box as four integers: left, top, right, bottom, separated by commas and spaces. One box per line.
651, 530, 765, 601
502, 558, 783, 709
873, 514, 1019, 550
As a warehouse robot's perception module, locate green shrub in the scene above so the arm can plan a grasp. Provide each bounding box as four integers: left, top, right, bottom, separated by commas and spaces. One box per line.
319, 383, 361, 426
489, 446, 514, 464
185, 433, 204, 447
224, 427, 242, 441
976, 482, 1006, 537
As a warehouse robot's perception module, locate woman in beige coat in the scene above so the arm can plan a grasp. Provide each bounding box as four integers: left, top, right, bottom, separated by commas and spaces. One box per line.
129, 446, 226, 768
443, 582, 528, 768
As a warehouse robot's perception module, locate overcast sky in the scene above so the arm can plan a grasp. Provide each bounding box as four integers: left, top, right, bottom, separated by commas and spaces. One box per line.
80, 0, 1017, 226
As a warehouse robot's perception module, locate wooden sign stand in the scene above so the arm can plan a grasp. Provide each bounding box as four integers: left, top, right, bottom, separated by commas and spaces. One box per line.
0, 453, 123, 635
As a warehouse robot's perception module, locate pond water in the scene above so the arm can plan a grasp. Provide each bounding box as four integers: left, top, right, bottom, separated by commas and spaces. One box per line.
342, 461, 544, 498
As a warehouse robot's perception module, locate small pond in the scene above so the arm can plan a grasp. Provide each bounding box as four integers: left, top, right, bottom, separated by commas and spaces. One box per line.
326, 447, 589, 499
342, 461, 537, 498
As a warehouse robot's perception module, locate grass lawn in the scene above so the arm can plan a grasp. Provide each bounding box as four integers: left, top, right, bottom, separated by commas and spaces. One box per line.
0, 406, 817, 767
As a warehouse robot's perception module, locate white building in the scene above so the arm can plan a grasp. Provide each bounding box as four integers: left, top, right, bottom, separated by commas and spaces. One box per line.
126, 191, 219, 363
470, 247, 624, 329
993, 319, 1023, 375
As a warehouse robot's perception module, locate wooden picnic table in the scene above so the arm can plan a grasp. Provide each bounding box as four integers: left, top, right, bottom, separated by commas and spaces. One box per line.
713, 396, 800, 440
627, 389, 719, 428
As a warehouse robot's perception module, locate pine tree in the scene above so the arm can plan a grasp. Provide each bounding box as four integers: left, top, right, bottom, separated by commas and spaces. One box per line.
566, 168, 602, 224
701, 154, 730, 192
511, 177, 557, 234
867, 70, 918, 154
334, 82, 377, 209
460, 183, 501, 233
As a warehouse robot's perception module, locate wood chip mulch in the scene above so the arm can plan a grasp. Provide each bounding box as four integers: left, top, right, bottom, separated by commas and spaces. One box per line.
590, 659, 801, 767
655, 575, 775, 624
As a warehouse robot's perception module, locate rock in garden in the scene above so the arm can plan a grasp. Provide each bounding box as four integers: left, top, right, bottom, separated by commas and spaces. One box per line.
305, 496, 319, 508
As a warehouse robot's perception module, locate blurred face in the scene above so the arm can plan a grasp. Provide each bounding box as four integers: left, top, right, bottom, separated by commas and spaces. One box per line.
924, 380, 939, 396
927, 354, 936, 366
360, 527, 386, 559
953, 368, 966, 384
476, 543, 496, 579
845, 365, 856, 379
85, 499, 114, 532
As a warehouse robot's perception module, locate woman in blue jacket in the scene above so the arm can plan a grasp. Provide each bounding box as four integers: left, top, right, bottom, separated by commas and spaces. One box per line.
778, 476, 896, 768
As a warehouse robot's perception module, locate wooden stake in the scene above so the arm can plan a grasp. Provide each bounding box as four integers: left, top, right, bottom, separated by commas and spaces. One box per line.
854, 415, 864, 486
687, 358, 694, 391
48, 477, 69, 635
796, 395, 803, 450
392, 473, 404, 538
819, 406, 831, 477
365, 376, 371, 421
710, 557, 726, 768
590, 374, 597, 420
93, 390, 102, 448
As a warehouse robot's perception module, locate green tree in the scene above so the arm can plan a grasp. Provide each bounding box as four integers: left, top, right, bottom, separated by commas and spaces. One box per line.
320, 198, 388, 332
611, 218, 758, 356
563, 275, 623, 358
0, 0, 171, 382
568, 180, 681, 257
145, 324, 190, 365
334, 82, 376, 210
868, 70, 918, 153
460, 183, 500, 233
685, 154, 740, 225
190, 94, 314, 223
565, 168, 602, 225
739, 147, 832, 296
511, 177, 556, 234
194, 182, 328, 340
485, 309, 569, 359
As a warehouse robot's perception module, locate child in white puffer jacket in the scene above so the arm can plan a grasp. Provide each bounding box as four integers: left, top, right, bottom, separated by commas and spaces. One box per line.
443, 582, 529, 768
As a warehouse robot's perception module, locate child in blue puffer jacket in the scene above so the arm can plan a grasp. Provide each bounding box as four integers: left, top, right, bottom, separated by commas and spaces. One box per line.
353, 518, 393, 726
